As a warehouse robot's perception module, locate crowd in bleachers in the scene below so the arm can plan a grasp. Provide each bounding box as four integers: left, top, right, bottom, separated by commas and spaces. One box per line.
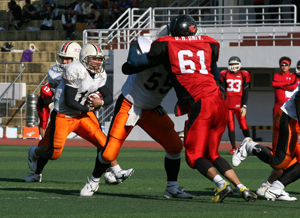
6, 0, 138, 40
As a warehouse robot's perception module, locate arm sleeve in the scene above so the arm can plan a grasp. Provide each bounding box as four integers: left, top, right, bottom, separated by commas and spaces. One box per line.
294, 91, 300, 122
65, 85, 90, 112
241, 82, 250, 106
97, 85, 113, 106
127, 45, 150, 67
210, 43, 219, 67
218, 72, 226, 94
211, 64, 221, 81
122, 62, 150, 75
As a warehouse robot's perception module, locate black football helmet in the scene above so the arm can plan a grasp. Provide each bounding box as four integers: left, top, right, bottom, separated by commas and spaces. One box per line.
169, 15, 197, 37
296, 60, 300, 75
228, 56, 241, 72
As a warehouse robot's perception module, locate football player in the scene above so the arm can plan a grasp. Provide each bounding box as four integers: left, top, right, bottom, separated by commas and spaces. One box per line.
232, 79, 300, 201
255, 60, 300, 197
37, 41, 79, 140
219, 56, 251, 154
99, 15, 257, 203
24, 43, 133, 189
80, 30, 193, 198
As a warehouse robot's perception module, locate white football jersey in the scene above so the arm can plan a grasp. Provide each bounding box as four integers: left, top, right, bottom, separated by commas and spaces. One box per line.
122, 65, 172, 109
121, 36, 173, 109
281, 82, 300, 120
54, 62, 107, 115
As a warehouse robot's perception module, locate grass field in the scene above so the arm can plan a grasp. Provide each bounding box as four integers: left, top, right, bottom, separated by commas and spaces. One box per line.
1, 145, 300, 218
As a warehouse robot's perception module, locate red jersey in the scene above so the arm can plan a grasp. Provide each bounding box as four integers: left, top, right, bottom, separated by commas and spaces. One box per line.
147, 35, 222, 103
37, 82, 54, 114
271, 71, 298, 106
220, 70, 251, 109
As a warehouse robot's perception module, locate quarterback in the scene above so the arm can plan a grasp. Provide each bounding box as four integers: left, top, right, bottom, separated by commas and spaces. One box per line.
25, 43, 132, 190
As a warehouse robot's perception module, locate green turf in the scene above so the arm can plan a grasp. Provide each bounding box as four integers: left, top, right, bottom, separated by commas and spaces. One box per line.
0, 145, 300, 217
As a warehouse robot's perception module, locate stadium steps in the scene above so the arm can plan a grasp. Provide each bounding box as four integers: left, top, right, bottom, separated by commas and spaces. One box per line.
0, 29, 83, 40
0, 73, 47, 84
0, 40, 83, 51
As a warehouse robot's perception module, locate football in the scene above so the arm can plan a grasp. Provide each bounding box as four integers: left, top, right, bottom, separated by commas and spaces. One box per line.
86, 91, 103, 107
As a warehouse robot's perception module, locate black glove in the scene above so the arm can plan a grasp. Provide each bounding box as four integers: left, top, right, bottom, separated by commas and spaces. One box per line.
154, 105, 166, 116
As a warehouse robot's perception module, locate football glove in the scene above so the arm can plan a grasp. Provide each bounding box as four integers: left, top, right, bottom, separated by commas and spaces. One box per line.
240, 105, 247, 117
154, 105, 166, 116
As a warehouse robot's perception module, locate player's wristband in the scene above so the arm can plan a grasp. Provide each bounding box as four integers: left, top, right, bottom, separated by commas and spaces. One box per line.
242, 105, 247, 108
101, 100, 104, 106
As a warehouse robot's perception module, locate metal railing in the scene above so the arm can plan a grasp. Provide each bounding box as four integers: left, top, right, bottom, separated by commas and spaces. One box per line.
83, 5, 297, 46
0, 62, 25, 118
152, 5, 297, 27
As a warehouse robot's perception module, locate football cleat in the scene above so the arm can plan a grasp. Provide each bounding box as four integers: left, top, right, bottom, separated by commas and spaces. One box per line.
239, 187, 257, 202
114, 168, 134, 183
228, 148, 237, 155
22, 173, 42, 182
28, 146, 39, 172
211, 181, 233, 203
265, 189, 297, 201
256, 182, 271, 196
104, 171, 118, 185
80, 177, 99, 197
232, 137, 253, 167
163, 186, 193, 199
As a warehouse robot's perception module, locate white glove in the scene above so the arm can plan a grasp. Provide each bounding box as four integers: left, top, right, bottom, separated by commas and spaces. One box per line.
240, 105, 247, 117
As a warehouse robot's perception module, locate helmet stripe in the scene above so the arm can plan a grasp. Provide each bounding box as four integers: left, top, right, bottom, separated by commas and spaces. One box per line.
91, 43, 101, 54
62, 41, 73, 53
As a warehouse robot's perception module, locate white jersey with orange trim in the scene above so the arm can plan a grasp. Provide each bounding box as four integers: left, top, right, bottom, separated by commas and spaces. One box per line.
54, 62, 107, 116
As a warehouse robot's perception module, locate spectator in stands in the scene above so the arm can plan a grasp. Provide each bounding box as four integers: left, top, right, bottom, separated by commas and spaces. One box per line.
119, 0, 133, 14
74, 0, 84, 22
253, 0, 264, 23
82, 0, 93, 20
110, 0, 121, 20
62, 6, 77, 40
14, 0, 37, 30
41, 0, 56, 20
7, 0, 22, 30
98, 0, 109, 9
84, 4, 103, 30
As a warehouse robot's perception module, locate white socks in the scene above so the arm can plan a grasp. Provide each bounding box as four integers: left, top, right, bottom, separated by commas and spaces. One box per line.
110, 165, 122, 175
246, 140, 258, 155
213, 175, 225, 189
91, 175, 100, 184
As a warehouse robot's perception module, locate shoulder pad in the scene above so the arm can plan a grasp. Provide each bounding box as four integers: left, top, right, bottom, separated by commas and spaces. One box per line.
63, 62, 87, 82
